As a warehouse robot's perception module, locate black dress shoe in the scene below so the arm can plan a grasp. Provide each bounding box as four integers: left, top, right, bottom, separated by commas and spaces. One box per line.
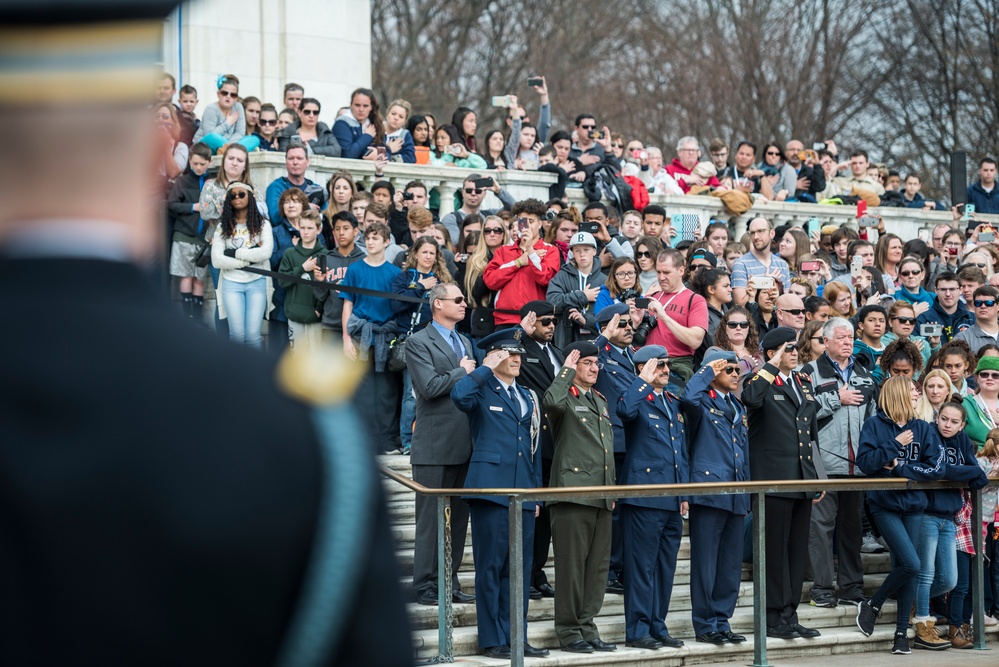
606, 578, 625, 594
415, 589, 439, 606
766, 624, 800, 639
529, 586, 543, 600
561, 639, 594, 653
791, 623, 820, 638
588, 638, 617, 651
652, 633, 685, 648
696, 631, 729, 644
720, 630, 746, 643
625, 636, 663, 650
537, 582, 556, 598
524, 642, 550, 657
481, 645, 511, 658
452, 590, 475, 604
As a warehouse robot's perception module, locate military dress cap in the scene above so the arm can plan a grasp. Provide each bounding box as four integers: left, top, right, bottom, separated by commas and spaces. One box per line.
477, 327, 527, 354
519, 300, 557, 318
689, 248, 718, 267
0, 0, 181, 105
633, 345, 669, 365
595, 302, 630, 324
568, 231, 597, 248
700, 348, 738, 368
564, 340, 600, 359
760, 326, 799, 353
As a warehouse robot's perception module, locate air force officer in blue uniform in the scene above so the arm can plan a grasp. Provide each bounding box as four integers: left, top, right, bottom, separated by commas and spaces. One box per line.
680, 349, 751, 645
451, 328, 549, 660
617, 345, 688, 650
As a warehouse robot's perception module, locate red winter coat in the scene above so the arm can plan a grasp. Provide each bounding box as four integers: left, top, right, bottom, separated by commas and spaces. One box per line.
483, 239, 561, 325
665, 158, 721, 193
623, 175, 650, 210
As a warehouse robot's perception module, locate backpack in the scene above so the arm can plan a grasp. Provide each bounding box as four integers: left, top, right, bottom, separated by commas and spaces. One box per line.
583, 165, 633, 214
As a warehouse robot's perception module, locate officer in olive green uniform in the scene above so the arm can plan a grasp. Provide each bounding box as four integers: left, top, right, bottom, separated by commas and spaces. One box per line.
544, 340, 618, 654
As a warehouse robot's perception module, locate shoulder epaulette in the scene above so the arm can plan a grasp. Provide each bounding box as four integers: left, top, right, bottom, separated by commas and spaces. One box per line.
593, 389, 606, 401
570, 385, 580, 397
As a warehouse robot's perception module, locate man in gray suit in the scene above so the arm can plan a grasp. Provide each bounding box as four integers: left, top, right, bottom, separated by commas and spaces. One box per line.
406, 282, 477, 605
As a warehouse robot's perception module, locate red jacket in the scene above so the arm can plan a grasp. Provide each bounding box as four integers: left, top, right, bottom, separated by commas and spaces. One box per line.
623, 175, 650, 210
665, 158, 721, 193
483, 239, 561, 325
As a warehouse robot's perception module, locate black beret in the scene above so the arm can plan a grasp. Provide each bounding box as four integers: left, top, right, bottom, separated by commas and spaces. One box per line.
761, 326, 798, 352
564, 341, 599, 359
519, 300, 557, 318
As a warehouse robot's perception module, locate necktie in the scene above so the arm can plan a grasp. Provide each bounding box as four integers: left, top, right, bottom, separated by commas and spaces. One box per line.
726, 395, 738, 423
450, 331, 463, 360
783, 374, 800, 404
661, 393, 672, 421
509, 385, 523, 417
624, 348, 635, 372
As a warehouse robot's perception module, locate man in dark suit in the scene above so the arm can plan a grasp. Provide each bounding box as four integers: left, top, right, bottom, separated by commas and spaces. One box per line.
0, 3, 412, 665
617, 345, 688, 650
451, 328, 549, 659
680, 350, 751, 646
742, 327, 823, 639
405, 282, 477, 605
516, 300, 563, 600
593, 302, 638, 593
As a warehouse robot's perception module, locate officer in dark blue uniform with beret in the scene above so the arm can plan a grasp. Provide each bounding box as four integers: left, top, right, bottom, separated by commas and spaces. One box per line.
593, 302, 637, 593
451, 328, 549, 659
0, 2, 412, 665
617, 345, 689, 650
681, 349, 751, 645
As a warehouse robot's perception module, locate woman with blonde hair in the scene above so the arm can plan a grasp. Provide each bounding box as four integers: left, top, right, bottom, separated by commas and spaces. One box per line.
778, 228, 811, 275
914, 369, 960, 422
324, 170, 358, 219
464, 215, 508, 345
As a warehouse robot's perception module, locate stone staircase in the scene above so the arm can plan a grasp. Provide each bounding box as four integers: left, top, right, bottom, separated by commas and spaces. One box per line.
380, 455, 994, 665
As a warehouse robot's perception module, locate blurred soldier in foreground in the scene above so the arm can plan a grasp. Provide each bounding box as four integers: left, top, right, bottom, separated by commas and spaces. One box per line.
0, 2, 412, 665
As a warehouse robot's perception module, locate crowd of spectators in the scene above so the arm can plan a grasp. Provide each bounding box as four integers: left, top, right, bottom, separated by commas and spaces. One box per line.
155, 70, 999, 656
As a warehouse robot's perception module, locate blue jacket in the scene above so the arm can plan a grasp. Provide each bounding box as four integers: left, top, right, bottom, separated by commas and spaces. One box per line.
967, 182, 999, 215
452, 366, 542, 509
856, 412, 946, 513
926, 429, 989, 518
894, 286, 935, 309
389, 268, 433, 334
616, 377, 688, 510
679, 364, 750, 515
265, 176, 327, 226
594, 334, 637, 454
916, 297, 973, 343
332, 114, 375, 159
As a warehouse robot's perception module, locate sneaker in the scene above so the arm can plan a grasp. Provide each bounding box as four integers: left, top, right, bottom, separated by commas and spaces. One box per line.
913, 620, 951, 650
984, 614, 999, 627
893, 632, 911, 655
861, 531, 886, 553
839, 594, 869, 606
857, 599, 880, 636
810, 593, 838, 608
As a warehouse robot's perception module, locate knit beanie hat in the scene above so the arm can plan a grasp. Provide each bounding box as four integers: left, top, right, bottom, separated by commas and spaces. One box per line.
976, 355, 999, 375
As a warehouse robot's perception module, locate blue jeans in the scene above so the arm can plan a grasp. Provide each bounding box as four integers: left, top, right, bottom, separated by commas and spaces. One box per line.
870, 508, 923, 632
221, 277, 266, 347
400, 369, 415, 449
915, 514, 957, 616
199, 133, 260, 154
948, 551, 973, 626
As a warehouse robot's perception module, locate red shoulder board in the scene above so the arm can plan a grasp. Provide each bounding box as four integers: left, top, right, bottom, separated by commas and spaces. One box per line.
775, 375, 784, 386
666, 391, 678, 401
570, 385, 580, 397
605, 344, 611, 352
646, 393, 655, 401
708, 389, 717, 399
593, 389, 606, 401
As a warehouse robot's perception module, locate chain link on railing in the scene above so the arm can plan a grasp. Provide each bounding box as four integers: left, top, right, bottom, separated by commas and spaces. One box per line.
426, 503, 455, 664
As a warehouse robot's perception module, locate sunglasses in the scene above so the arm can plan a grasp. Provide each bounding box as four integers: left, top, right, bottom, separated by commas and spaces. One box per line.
611, 143, 623, 148
979, 371, 999, 380
259, 118, 277, 126
726, 321, 750, 329
893, 316, 916, 324
968, 263, 987, 269
635, 251, 653, 259
616, 320, 633, 328
440, 295, 465, 305
766, 151, 780, 156
219, 90, 238, 98
228, 191, 248, 200
784, 343, 797, 352
722, 366, 740, 375
810, 336, 823, 342
778, 308, 805, 316
647, 360, 668, 368
974, 299, 997, 308
538, 317, 556, 326
900, 269, 922, 277
579, 124, 596, 130
483, 227, 504, 235
301, 109, 320, 116
464, 188, 483, 194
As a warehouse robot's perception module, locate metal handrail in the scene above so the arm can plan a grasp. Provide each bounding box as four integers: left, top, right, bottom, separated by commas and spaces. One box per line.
382, 465, 995, 667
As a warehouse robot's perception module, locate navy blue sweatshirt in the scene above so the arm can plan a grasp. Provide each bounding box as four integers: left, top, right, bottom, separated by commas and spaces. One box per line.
926, 429, 989, 518
857, 412, 945, 513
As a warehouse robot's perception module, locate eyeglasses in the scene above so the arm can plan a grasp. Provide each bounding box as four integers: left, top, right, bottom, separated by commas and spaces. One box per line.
974, 299, 997, 308
893, 316, 916, 324
726, 321, 750, 329
483, 227, 504, 235
900, 269, 922, 277
219, 91, 237, 98
979, 371, 999, 380
636, 251, 653, 259
301, 109, 320, 116
538, 317, 556, 326
615, 271, 637, 278
464, 188, 483, 194
578, 359, 602, 368
778, 308, 805, 316
766, 151, 781, 156
722, 366, 740, 375
440, 295, 465, 305
259, 118, 277, 126
228, 191, 248, 200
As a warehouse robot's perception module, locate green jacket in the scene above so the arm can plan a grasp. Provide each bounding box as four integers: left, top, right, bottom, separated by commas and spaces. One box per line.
962, 394, 994, 451
543, 366, 616, 510
277, 242, 325, 324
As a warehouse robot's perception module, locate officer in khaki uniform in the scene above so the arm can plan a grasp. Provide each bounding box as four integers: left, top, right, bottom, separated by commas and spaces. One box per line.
544, 340, 617, 654
741, 327, 823, 640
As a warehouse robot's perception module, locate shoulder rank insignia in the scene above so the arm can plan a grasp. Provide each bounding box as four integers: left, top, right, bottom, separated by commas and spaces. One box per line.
593, 388, 606, 401
646, 393, 655, 401
570, 385, 580, 398
708, 389, 717, 399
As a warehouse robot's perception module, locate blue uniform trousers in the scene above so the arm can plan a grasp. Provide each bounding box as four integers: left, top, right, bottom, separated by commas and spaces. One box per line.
689, 504, 743, 635
621, 505, 682, 640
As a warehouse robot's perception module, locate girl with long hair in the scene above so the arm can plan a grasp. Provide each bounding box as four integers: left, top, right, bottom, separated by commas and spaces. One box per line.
332, 87, 385, 159
875, 233, 904, 293
595, 257, 640, 312
778, 228, 810, 275
430, 124, 485, 169
464, 215, 508, 344
210, 182, 274, 347
797, 320, 827, 366
324, 171, 358, 220
451, 106, 477, 153
152, 102, 188, 182
856, 376, 945, 654
823, 281, 856, 319
407, 114, 432, 148
914, 369, 960, 422
706, 305, 762, 396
